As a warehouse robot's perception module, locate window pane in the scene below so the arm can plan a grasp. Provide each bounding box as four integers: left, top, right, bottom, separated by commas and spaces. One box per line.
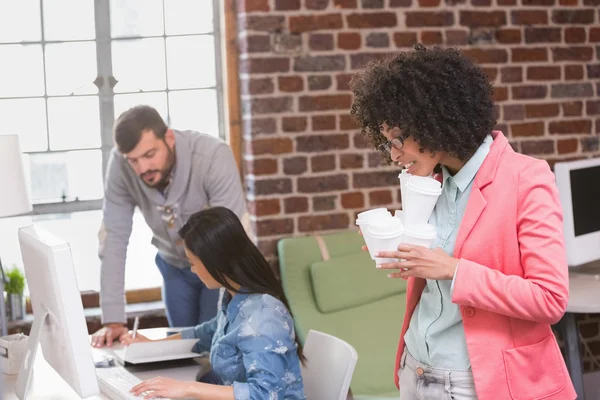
0, 1, 41, 43
47, 96, 101, 150
164, 0, 213, 35
0, 44, 44, 97
23, 149, 103, 203
169, 89, 219, 135
110, 0, 164, 38
112, 38, 166, 93
42, 0, 95, 41
114, 92, 168, 120
166, 35, 215, 89
0, 99, 48, 152
45, 42, 98, 96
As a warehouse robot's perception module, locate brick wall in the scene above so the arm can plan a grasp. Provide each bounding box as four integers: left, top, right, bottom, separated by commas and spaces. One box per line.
235, 0, 600, 370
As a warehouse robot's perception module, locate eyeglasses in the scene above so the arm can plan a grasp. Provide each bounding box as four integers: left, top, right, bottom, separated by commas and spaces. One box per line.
377, 135, 405, 154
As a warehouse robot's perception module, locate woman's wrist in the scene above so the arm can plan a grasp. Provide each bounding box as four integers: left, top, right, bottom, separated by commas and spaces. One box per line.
445, 257, 460, 280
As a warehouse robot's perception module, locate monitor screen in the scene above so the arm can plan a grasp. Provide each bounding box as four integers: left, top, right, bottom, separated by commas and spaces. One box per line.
570, 165, 600, 237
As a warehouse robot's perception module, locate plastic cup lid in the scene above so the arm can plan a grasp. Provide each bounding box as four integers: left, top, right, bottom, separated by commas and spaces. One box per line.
404, 223, 437, 239
407, 175, 442, 194
368, 217, 403, 236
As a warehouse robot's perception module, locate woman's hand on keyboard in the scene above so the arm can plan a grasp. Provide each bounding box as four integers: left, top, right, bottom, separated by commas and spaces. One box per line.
120, 332, 151, 346
131, 376, 193, 399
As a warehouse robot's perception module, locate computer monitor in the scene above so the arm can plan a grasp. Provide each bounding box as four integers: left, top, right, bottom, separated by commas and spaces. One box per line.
554, 157, 600, 267
15, 224, 99, 399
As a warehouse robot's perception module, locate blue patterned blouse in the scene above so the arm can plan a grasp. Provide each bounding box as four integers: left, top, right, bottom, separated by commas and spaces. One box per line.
181, 290, 306, 400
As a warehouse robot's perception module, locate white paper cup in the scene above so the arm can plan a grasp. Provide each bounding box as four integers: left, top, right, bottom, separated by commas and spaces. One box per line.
398, 170, 411, 212
403, 175, 442, 226
356, 208, 393, 260
402, 223, 438, 249
368, 218, 404, 264
394, 209, 404, 224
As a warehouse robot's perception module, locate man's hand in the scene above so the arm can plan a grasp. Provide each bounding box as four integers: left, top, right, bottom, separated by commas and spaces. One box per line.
91, 324, 129, 348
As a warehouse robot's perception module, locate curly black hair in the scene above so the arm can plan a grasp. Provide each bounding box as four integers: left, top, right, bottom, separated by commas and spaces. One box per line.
350, 44, 496, 162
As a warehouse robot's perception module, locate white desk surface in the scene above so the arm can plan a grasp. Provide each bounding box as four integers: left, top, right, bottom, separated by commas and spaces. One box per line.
1, 329, 203, 400
567, 269, 600, 313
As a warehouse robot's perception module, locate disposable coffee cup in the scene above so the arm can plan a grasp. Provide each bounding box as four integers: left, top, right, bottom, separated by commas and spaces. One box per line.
398, 170, 411, 212
402, 223, 437, 249
356, 208, 392, 260
368, 218, 404, 264
403, 175, 442, 226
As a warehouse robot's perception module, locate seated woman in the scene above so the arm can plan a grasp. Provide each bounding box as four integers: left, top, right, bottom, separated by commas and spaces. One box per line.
120, 206, 306, 400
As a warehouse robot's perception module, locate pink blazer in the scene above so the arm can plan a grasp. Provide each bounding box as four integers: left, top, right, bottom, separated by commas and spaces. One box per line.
394, 131, 576, 400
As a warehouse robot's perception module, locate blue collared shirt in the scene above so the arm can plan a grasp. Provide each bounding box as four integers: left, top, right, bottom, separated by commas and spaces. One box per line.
403, 135, 493, 370
181, 291, 306, 400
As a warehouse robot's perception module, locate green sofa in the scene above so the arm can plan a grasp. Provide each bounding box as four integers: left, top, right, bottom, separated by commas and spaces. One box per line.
278, 230, 407, 399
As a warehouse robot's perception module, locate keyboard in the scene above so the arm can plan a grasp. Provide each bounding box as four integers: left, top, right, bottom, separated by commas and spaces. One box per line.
96, 366, 172, 400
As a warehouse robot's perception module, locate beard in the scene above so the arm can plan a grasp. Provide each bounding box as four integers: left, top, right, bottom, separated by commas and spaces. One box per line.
140, 146, 176, 190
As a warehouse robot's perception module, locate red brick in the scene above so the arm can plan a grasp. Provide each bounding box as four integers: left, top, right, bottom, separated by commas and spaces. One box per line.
249, 118, 277, 135
283, 197, 309, 214
338, 33, 361, 50
298, 214, 350, 232
565, 65, 584, 80
334, 0, 358, 7
512, 85, 548, 99
527, 66, 561, 81
589, 65, 600, 79
511, 122, 545, 137
257, 239, 278, 258
309, 33, 334, 51
511, 10, 548, 25
581, 136, 600, 151
274, 0, 300, 10
298, 174, 349, 193
551, 83, 594, 98
525, 103, 560, 118
336, 73, 353, 91
365, 32, 390, 48
283, 156, 307, 175
521, 140, 555, 155
552, 47, 594, 62
483, 67, 498, 82
501, 66, 522, 83
245, 77, 274, 94
525, 27, 561, 43
552, 10, 595, 24
559, 0, 578, 5
250, 178, 292, 196
289, 14, 344, 33
340, 154, 364, 169
587, 100, 600, 115
522, 0, 554, 4
278, 76, 303, 92
296, 134, 350, 152
240, 0, 270, 13
394, 32, 418, 48
294, 55, 346, 72
312, 115, 337, 131
462, 48, 508, 64
472, 0, 492, 5
342, 192, 365, 208
460, 11, 507, 27
503, 104, 525, 121
247, 97, 293, 114
241, 58, 290, 74
497, 0, 517, 5
250, 199, 281, 216
419, 0, 440, 5
347, 12, 397, 28
340, 115, 359, 130
256, 218, 294, 236
557, 139, 579, 154
306, 0, 329, 8
495, 28, 521, 44
241, 35, 272, 53
299, 94, 353, 112
246, 158, 278, 175
369, 190, 393, 206
313, 195, 337, 211
240, 15, 285, 32
354, 133, 369, 148
512, 48, 548, 63
252, 138, 293, 155
446, 30, 468, 45
549, 119, 591, 134
390, 0, 412, 5
353, 171, 399, 188
421, 31, 443, 45
493, 86, 509, 102
405, 12, 454, 27
312, 154, 336, 172
308, 75, 332, 90
562, 101, 583, 116
590, 27, 600, 42
282, 116, 308, 132
565, 27, 586, 44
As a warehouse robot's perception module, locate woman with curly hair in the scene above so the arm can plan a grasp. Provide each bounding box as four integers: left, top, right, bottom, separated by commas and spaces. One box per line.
350, 44, 575, 400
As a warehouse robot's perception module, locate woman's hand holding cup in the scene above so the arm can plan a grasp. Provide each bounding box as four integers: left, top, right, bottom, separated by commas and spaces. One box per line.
375, 245, 459, 281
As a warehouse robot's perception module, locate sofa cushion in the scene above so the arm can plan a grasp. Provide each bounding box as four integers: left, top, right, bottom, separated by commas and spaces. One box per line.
310, 250, 407, 314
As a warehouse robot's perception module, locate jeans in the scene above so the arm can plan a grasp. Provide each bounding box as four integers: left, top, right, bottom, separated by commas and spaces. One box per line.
398, 348, 478, 400
155, 254, 219, 327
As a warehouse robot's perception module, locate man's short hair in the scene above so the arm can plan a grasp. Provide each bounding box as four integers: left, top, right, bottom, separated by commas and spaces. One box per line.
113, 105, 168, 153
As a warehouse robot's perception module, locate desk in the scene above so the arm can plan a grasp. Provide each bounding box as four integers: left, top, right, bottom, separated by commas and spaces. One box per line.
1, 330, 204, 400
556, 262, 600, 400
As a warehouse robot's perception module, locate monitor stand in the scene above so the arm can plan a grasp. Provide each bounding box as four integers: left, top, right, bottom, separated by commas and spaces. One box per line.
15, 307, 49, 400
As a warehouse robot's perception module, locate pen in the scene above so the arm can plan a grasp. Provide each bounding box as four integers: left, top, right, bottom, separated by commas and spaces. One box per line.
132, 316, 139, 339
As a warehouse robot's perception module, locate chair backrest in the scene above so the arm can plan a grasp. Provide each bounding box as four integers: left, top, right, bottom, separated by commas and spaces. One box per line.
301, 330, 358, 400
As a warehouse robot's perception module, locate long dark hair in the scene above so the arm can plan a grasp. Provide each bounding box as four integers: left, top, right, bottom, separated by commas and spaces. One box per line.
178, 206, 305, 361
